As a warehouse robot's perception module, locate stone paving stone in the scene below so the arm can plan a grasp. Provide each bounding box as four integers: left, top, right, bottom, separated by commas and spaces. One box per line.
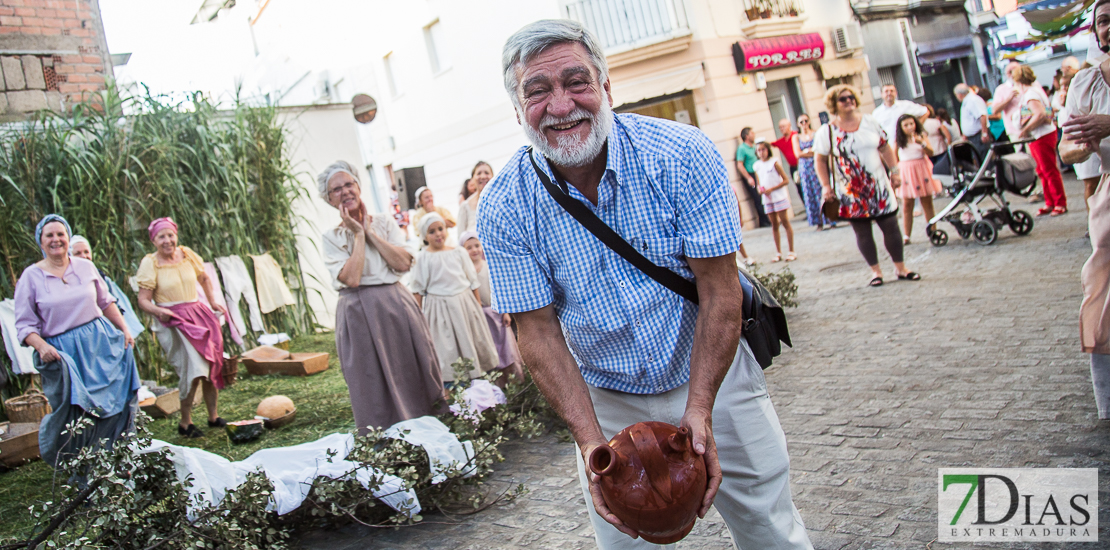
299, 175, 1110, 548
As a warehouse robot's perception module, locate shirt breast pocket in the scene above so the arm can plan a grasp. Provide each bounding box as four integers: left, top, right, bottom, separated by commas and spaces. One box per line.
632, 236, 686, 269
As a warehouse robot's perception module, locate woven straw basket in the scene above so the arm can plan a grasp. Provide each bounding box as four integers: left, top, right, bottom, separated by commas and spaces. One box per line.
4, 389, 52, 424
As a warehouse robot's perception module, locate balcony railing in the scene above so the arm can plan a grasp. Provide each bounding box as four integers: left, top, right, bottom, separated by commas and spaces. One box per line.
562, 0, 691, 56
742, 0, 804, 21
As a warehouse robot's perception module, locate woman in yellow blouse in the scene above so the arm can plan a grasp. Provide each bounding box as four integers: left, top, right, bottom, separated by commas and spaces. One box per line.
135, 218, 228, 438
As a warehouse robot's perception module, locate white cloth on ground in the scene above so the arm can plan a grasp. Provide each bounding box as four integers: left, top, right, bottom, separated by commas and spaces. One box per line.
257, 332, 290, 346
449, 379, 507, 420
384, 416, 477, 484
141, 432, 418, 518
215, 255, 265, 334
0, 298, 37, 374
249, 253, 296, 314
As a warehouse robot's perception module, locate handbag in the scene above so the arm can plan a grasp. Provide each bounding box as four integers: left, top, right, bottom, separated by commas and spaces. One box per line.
822, 124, 841, 222
527, 148, 790, 370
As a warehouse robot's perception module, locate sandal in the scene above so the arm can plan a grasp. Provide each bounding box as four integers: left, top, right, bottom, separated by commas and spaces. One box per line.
1050, 207, 1067, 217
869, 277, 884, 287
785, 252, 796, 262
903, 237, 911, 245
1036, 207, 1053, 216
178, 424, 204, 438
897, 272, 921, 281
771, 253, 782, 263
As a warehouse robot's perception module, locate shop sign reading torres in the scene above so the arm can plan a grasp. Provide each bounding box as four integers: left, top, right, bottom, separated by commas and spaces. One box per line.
732, 33, 825, 73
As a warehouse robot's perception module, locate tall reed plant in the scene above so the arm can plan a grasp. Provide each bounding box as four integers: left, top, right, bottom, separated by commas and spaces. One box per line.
0, 85, 316, 412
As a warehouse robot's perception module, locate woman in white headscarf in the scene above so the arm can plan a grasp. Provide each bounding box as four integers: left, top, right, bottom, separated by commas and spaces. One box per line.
69, 235, 145, 339
318, 161, 445, 434
412, 186, 456, 238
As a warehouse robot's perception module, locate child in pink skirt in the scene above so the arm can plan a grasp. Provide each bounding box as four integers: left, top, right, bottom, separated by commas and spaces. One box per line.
753, 141, 796, 262
895, 114, 943, 244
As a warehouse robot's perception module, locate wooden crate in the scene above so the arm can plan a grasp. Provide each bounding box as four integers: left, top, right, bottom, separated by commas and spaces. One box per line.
0, 421, 40, 467
139, 389, 202, 418
241, 346, 329, 377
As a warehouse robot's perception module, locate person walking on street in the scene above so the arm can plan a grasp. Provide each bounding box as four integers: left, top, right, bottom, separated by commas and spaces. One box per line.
1011, 65, 1067, 216
794, 113, 835, 230
481, 19, 812, 550
955, 83, 992, 160
872, 83, 929, 144
814, 85, 921, 287
894, 114, 943, 243
772, 118, 802, 198
1067, 0, 1110, 421
754, 141, 796, 261
736, 127, 772, 227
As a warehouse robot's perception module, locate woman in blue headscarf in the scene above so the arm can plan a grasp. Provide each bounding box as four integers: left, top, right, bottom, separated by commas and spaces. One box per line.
13, 214, 140, 467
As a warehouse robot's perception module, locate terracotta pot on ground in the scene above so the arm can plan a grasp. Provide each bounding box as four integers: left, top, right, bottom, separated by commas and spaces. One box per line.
587, 421, 707, 544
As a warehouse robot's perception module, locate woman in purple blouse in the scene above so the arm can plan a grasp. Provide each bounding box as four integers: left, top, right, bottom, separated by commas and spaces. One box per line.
13, 214, 140, 467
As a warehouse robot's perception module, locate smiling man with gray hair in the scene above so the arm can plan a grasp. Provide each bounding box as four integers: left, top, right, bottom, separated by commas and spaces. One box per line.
478, 19, 812, 549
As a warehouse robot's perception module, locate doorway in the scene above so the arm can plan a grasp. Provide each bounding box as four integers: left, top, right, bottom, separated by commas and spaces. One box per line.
921, 59, 965, 120
765, 77, 805, 137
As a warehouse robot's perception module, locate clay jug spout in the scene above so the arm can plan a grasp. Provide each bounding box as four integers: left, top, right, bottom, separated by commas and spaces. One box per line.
587, 443, 620, 477
667, 427, 691, 454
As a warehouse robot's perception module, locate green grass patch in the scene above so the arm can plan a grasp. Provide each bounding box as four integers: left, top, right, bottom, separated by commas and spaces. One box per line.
0, 332, 352, 540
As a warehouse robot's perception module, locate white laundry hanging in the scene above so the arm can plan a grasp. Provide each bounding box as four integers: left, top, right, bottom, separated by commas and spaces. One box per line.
0, 298, 37, 375
248, 253, 296, 314
140, 433, 419, 518
214, 256, 265, 335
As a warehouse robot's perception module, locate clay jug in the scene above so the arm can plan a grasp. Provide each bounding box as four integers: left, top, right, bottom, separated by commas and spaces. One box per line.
587, 421, 707, 544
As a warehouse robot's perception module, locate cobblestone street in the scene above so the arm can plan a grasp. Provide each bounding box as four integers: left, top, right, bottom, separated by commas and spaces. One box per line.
299, 174, 1109, 549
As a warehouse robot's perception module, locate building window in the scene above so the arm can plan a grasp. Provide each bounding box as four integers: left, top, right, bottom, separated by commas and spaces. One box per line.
384, 52, 400, 97
424, 19, 451, 75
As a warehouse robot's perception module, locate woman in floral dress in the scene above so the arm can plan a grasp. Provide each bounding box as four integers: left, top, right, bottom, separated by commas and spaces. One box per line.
813, 85, 921, 287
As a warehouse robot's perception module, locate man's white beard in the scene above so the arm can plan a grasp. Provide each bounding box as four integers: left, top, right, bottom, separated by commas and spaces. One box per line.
522, 101, 612, 168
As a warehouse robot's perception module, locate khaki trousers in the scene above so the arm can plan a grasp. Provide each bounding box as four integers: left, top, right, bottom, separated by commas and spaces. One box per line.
575, 338, 813, 549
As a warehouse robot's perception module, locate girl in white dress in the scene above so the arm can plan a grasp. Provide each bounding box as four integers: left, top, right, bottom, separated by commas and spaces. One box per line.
753, 142, 796, 262
410, 213, 499, 384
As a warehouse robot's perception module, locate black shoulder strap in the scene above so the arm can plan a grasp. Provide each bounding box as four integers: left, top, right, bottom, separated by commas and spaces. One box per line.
527, 148, 699, 305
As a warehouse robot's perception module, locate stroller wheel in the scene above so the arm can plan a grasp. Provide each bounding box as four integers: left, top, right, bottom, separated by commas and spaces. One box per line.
972, 220, 997, 245
930, 229, 949, 247
1009, 210, 1034, 235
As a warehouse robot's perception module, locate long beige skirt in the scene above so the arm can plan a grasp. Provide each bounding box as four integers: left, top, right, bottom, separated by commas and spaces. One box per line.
151, 317, 210, 395
423, 292, 499, 382
336, 283, 444, 435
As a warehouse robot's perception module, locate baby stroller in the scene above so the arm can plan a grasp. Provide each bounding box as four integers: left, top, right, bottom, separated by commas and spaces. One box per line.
927, 139, 1038, 246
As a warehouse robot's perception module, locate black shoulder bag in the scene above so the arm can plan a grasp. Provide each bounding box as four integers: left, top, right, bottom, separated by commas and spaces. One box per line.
527, 147, 790, 370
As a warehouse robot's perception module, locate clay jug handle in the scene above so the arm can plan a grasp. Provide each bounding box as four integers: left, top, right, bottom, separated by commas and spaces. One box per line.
587, 444, 619, 477
630, 423, 673, 503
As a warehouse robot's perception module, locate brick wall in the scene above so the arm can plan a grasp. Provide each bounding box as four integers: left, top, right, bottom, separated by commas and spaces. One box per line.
0, 0, 113, 119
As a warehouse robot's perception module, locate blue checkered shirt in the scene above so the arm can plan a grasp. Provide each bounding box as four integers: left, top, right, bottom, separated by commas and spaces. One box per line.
477, 113, 742, 394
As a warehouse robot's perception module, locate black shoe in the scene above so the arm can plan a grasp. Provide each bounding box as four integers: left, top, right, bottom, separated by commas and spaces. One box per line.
207, 417, 227, 428
178, 424, 204, 438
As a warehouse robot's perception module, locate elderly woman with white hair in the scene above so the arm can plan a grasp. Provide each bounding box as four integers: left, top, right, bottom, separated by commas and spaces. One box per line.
318, 161, 444, 434
69, 235, 145, 339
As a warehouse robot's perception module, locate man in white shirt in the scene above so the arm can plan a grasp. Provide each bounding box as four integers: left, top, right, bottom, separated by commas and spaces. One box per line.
872, 84, 929, 140
955, 83, 992, 159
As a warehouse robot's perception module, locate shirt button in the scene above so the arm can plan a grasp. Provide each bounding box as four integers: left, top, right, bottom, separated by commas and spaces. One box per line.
619, 281, 626, 288
635, 321, 642, 327
648, 355, 654, 362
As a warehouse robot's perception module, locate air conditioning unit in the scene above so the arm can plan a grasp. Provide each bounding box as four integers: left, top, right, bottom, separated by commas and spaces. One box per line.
833, 23, 863, 53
